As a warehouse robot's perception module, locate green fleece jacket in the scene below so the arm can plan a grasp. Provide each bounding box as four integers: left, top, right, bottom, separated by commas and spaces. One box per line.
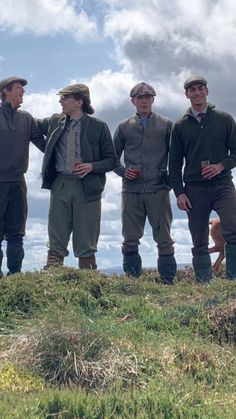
169, 104, 236, 197
38, 113, 117, 202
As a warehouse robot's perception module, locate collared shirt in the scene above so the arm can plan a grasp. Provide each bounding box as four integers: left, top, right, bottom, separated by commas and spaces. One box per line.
55, 115, 83, 173
137, 113, 151, 129
191, 106, 208, 122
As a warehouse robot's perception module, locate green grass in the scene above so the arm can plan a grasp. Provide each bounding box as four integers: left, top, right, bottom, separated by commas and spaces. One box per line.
0, 268, 236, 418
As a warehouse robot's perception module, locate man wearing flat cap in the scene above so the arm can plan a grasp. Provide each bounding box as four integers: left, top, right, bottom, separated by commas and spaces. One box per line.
113, 82, 177, 284
0, 76, 45, 277
38, 83, 116, 270
169, 75, 236, 282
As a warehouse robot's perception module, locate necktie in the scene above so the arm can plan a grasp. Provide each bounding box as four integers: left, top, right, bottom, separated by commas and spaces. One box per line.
197, 113, 205, 123
66, 120, 77, 172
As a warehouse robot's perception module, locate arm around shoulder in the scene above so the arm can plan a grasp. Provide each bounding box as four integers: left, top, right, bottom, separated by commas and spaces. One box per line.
30, 116, 46, 152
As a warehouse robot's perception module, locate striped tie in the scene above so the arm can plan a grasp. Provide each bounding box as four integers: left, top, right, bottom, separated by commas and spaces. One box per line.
66, 120, 77, 172
197, 113, 205, 123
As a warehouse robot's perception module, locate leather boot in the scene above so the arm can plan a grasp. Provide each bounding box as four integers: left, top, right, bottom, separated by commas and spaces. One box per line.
79, 256, 97, 270
225, 243, 236, 279
192, 254, 213, 283
158, 254, 177, 285
122, 246, 142, 278
43, 251, 64, 269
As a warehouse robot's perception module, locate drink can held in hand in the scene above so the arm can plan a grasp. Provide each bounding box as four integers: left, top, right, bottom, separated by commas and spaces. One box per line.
201, 160, 210, 169
131, 167, 141, 178
201, 160, 210, 180
74, 160, 86, 178
74, 161, 82, 169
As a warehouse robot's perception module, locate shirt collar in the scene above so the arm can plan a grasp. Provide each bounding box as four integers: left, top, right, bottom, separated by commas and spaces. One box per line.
191, 106, 208, 118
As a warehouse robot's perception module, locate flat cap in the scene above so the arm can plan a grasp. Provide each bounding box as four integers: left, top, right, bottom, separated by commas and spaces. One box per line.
58, 83, 90, 101
0, 76, 27, 92
184, 75, 207, 90
130, 82, 156, 97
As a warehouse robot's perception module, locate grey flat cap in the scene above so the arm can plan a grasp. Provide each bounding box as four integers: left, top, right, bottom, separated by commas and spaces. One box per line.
184, 75, 207, 90
0, 76, 27, 92
130, 82, 156, 97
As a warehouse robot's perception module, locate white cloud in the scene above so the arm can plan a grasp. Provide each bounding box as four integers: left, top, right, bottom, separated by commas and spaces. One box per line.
22, 90, 61, 118
74, 69, 135, 111
0, 0, 98, 42
105, 0, 236, 59
103, 0, 236, 109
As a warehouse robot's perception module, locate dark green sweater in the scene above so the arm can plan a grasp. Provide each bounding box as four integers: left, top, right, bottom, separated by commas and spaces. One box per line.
169, 104, 236, 197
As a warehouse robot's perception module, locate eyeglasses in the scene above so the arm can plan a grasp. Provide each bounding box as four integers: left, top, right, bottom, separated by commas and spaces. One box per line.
136, 94, 153, 99
59, 94, 74, 101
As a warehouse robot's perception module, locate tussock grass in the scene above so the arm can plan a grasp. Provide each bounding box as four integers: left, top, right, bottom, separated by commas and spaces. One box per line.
5, 324, 145, 389
208, 300, 236, 344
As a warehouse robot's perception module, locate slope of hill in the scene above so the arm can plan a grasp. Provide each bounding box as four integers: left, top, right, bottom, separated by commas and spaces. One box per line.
0, 267, 235, 418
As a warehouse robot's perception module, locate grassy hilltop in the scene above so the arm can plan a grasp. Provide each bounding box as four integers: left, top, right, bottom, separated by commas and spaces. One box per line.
0, 267, 236, 418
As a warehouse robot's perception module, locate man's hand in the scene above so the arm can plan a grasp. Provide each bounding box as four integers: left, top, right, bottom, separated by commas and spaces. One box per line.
177, 193, 192, 212
201, 163, 224, 180
124, 168, 138, 180
73, 163, 93, 178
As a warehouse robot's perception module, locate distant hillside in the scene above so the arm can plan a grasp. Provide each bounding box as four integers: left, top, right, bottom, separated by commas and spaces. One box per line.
102, 263, 191, 275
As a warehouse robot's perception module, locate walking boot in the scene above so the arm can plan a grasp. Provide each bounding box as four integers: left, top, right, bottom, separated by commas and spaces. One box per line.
122, 246, 142, 278
6, 236, 24, 275
225, 243, 236, 279
43, 251, 64, 269
157, 254, 177, 285
192, 254, 213, 283
79, 256, 97, 269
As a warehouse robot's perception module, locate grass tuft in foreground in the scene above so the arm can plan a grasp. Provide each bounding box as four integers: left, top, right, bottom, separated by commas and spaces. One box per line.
0, 267, 236, 418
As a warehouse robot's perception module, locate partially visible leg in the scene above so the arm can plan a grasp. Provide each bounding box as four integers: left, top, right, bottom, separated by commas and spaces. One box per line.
0, 246, 3, 277
185, 184, 212, 283
0, 183, 9, 277
146, 190, 176, 284
72, 179, 100, 270
213, 183, 236, 279
5, 181, 27, 275
121, 193, 145, 277
45, 176, 73, 268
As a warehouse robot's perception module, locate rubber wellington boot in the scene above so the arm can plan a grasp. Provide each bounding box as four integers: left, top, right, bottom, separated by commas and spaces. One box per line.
225, 244, 236, 279
192, 254, 213, 283
122, 246, 142, 278
157, 254, 177, 285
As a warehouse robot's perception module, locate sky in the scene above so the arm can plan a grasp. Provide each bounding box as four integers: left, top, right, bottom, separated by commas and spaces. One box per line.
1, 0, 236, 272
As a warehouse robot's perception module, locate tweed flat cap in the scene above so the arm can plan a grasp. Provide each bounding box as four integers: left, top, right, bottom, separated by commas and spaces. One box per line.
184, 75, 207, 90
130, 82, 156, 97
58, 83, 90, 100
0, 76, 27, 92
